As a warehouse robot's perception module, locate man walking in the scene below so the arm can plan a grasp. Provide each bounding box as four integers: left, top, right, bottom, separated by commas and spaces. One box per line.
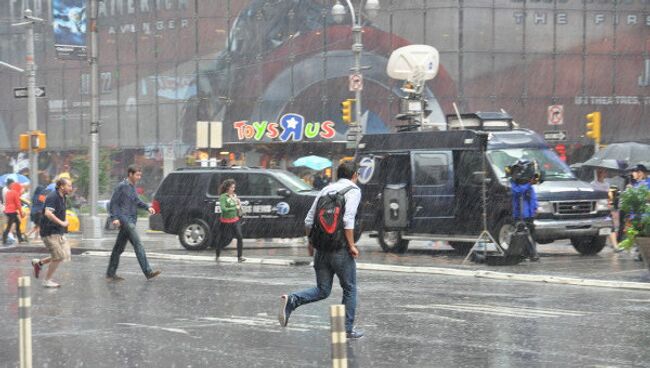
278, 162, 364, 338
106, 165, 161, 281
31, 178, 73, 288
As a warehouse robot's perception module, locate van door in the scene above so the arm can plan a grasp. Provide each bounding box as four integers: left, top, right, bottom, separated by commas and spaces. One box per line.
410, 151, 455, 232
379, 154, 411, 229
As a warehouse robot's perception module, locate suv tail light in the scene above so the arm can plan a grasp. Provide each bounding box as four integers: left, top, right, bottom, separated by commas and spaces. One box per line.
152, 199, 161, 214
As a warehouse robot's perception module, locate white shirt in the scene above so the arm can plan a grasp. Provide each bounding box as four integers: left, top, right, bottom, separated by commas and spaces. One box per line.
305, 178, 361, 230
590, 179, 609, 192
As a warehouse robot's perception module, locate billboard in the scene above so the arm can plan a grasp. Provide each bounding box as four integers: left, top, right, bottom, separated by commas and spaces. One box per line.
52, 0, 87, 59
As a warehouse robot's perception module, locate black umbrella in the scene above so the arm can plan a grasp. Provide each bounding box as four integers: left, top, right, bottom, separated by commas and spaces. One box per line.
581, 159, 628, 172
580, 142, 650, 169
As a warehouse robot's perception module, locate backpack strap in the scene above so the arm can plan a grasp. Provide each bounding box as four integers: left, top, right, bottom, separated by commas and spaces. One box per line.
337, 186, 357, 196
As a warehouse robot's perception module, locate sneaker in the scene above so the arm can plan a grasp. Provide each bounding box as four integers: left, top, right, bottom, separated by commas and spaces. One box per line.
278, 294, 292, 327
31, 259, 41, 279
529, 256, 540, 262
346, 328, 365, 339
145, 270, 161, 280
238, 257, 246, 263
106, 275, 125, 282
42, 279, 60, 288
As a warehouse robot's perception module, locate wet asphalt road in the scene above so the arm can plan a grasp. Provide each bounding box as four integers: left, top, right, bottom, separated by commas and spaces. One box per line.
1, 241, 650, 367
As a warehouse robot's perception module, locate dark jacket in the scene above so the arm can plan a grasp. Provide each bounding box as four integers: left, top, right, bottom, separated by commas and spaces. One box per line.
109, 179, 149, 225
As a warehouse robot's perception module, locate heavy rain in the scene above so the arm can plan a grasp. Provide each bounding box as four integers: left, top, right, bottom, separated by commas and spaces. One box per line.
1, 0, 649, 367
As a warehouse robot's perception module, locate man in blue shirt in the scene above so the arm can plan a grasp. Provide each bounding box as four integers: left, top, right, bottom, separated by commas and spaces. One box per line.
631, 164, 650, 188
106, 165, 161, 281
31, 177, 73, 288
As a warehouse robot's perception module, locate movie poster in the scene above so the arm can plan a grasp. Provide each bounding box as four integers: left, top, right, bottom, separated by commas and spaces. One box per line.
52, 0, 87, 59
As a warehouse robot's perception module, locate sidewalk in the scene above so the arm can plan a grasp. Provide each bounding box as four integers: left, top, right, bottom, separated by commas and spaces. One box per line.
2, 224, 649, 288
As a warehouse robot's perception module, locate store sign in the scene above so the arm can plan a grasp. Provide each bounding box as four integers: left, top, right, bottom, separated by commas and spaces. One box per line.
233, 113, 336, 142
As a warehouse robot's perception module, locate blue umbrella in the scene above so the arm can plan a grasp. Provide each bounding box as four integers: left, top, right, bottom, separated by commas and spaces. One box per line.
0, 173, 30, 186
292, 155, 332, 171
45, 182, 56, 191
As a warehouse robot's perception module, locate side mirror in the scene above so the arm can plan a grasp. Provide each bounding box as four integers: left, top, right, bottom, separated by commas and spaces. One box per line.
277, 188, 291, 197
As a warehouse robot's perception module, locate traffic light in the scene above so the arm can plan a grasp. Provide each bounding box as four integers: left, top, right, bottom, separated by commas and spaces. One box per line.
554, 143, 567, 162
585, 111, 601, 145
19, 134, 30, 151
30, 130, 46, 151
340, 99, 354, 124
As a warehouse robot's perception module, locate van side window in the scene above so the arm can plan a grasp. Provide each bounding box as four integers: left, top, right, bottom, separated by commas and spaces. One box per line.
247, 174, 280, 196
413, 153, 449, 186
207, 174, 221, 196
218, 174, 249, 196
158, 173, 203, 196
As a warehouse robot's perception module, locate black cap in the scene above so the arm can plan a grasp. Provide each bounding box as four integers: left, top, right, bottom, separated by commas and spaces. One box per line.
630, 164, 648, 173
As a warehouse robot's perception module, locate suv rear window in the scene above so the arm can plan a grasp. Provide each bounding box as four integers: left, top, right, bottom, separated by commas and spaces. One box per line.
158, 173, 202, 196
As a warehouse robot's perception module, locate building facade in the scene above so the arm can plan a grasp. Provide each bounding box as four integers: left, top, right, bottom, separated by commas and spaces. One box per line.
0, 0, 648, 191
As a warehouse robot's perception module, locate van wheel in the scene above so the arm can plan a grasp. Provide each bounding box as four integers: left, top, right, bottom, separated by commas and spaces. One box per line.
449, 242, 473, 255
491, 217, 515, 250
571, 236, 606, 255
179, 218, 212, 250
378, 228, 409, 253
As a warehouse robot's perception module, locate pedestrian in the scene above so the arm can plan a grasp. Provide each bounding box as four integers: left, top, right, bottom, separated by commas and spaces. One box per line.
591, 169, 622, 252
30, 177, 73, 288
509, 160, 539, 261
2, 181, 25, 245
278, 162, 364, 339
27, 173, 50, 241
630, 164, 650, 188
214, 179, 245, 262
105, 165, 161, 282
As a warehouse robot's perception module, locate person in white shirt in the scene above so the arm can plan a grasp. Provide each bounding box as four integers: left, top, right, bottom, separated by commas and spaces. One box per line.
278, 161, 365, 339
591, 168, 621, 252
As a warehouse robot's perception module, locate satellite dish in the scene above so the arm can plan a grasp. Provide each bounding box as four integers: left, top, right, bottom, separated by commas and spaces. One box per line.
386, 45, 439, 81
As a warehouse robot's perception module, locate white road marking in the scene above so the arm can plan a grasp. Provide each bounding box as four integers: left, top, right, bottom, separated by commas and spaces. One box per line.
116, 323, 197, 337
404, 303, 586, 319
199, 316, 329, 333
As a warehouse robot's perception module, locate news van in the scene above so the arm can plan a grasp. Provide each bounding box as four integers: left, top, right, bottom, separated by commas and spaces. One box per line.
355, 112, 612, 255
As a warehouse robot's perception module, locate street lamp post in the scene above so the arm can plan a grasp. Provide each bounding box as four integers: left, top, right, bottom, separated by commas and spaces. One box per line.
332, 0, 379, 157
11, 9, 44, 199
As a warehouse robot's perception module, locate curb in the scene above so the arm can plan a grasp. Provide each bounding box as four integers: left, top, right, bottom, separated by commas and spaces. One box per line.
81, 251, 310, 266
355, 263, 650, 291
79, 251, 650, 291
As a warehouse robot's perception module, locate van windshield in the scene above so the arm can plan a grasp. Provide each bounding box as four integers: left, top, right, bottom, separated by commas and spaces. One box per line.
487, 148, 575, 181
273, 171, 314, 192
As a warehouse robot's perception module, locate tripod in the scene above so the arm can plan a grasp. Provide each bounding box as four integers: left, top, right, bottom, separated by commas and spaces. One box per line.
462, 132, 506, 264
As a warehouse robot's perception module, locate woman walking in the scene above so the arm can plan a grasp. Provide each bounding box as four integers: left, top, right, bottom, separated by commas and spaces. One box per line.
215, 179, 245, 262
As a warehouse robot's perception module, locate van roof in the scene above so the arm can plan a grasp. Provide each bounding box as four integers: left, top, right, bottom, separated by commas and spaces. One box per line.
359, 128, 548, 153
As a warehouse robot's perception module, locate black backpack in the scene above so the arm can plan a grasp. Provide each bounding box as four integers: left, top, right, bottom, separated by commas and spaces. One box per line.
309, 186, 356, 252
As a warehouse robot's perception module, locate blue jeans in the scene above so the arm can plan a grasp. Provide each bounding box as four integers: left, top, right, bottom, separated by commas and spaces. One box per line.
288, 247, 357, 333
106, 222, 152, 277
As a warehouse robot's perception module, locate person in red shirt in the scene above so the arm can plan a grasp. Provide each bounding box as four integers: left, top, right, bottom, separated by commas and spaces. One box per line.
2, 182, 25, 245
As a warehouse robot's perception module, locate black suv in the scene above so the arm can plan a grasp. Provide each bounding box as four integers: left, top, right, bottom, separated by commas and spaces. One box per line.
150, 166, 318, 250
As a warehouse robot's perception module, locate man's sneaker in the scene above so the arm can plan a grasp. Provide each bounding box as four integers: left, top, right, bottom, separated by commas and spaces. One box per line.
42, 279, 60, 288
31, 259, 41, 279
106, 275, 126, 282
146, 270, 161, 280
238, 257, 246, 263
278, 294, 292, 327
346, 328, 364, 339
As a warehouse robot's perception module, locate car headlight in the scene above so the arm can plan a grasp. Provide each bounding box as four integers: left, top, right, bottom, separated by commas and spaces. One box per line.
537, 201, 554, 214
595, 199, 609, 212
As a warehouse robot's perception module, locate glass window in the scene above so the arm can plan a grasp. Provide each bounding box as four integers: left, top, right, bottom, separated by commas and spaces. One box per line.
487, 148, 575, 182
207, 174, 221, 196
218, 174, 249, 196
413, 153, 449, 186
247, 174, 278, 196
159, 173, 202, 196
273, 171, 313, 193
